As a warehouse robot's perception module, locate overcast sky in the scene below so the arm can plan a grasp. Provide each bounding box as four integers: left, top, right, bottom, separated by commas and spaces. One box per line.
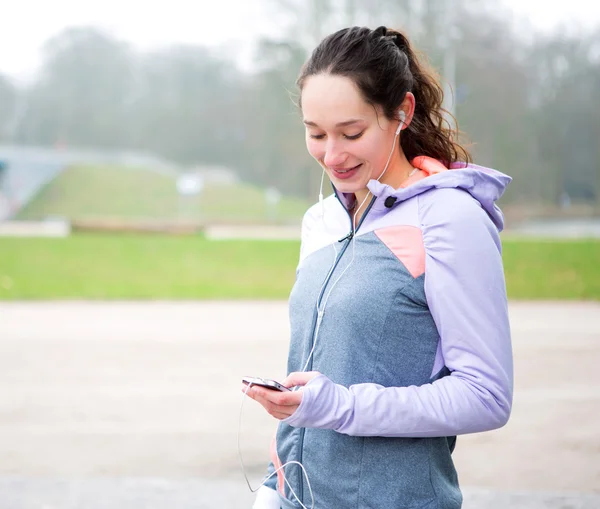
1, 0, 598, 80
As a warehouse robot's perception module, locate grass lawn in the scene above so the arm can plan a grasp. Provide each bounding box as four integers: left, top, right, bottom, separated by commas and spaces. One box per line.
0, 234, 299, 299
16, 164, 309, 224
501, 238, 600, 300
0, 234, 598, 300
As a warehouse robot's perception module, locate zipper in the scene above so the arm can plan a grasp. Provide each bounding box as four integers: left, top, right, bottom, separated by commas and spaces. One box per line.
295, 193, 376, 505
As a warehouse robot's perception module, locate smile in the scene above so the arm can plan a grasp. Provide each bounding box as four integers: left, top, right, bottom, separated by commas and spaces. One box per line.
331, 164, 362, 179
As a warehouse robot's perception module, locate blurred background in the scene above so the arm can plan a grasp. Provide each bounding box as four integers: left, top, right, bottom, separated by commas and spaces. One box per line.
0, 1, 599, 508
0, 0, 599, 232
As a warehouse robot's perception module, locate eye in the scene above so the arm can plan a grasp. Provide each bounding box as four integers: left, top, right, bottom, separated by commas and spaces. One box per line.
344, 131, 364, 140
309, 133, 326, 140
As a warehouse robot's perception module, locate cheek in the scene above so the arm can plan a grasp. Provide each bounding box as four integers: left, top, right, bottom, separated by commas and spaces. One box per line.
354, 137, 393, 179
353, 136, 382, 165
306, 138, 323, 160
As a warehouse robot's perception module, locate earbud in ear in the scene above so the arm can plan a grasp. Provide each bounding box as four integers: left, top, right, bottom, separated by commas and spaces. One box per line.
395, 110, 406, 135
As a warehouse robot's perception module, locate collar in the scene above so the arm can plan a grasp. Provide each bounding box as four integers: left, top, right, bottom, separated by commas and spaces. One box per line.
333, 156, 452, 212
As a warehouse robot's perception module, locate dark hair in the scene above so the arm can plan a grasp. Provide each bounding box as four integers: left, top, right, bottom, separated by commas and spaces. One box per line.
297, 26, 471, 165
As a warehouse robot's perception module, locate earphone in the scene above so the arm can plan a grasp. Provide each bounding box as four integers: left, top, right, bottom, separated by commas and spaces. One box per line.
395, 110, 406, 135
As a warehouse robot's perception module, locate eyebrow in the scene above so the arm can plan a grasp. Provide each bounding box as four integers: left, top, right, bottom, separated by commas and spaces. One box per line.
303, 119, 364, 128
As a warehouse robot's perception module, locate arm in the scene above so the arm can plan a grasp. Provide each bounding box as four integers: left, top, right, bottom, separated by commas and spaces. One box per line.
283, 189, 513, 437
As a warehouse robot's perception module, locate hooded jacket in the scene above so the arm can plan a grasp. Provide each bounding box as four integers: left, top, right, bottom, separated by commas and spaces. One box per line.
260, 156, 513, 509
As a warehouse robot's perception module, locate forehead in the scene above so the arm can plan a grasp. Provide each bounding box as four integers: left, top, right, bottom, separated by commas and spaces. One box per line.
301, 74, 374, 122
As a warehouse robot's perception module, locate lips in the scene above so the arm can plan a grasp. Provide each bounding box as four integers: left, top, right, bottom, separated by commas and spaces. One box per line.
331, 164, 361, 180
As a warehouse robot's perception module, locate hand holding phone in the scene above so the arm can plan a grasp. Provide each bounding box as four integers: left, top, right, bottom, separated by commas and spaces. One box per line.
242, 372, 321, 420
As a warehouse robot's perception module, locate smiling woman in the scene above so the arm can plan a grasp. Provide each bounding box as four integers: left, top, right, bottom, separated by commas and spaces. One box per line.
301, 75, 411, 210
296, 26, 471, 224
244, 26, 514, 509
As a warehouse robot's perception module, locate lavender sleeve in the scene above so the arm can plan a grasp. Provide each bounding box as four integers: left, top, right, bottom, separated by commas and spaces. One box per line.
284, 189, 513, 437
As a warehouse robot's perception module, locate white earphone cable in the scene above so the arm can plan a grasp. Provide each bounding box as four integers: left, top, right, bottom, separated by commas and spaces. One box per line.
238, 382, 315, 509
240, 115, 406, 508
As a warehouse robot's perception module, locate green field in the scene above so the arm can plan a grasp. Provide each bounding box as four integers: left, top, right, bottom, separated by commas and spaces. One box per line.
0, 234, 598, 300
16, 164, 309, 224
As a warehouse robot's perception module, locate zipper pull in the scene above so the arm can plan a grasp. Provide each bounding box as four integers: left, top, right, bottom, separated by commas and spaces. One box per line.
338, 231, 354, 242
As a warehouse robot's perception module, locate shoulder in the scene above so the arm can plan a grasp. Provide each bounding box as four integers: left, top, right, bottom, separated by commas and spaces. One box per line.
301, 200, 322, 233
417, 188, 501, 254
417, 187, 487, 226
298, 195, 348, 267
301, 194, 346, 236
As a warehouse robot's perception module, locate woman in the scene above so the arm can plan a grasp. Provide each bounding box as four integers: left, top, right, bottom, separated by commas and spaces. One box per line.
244, 25, 513, 509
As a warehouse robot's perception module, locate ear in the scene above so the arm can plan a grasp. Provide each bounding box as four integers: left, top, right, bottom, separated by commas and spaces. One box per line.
398, 92, 416, 130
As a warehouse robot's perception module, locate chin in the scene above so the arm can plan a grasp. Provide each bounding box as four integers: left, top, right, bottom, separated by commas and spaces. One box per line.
326, 168, 370, 194
330, 177, 370, 196
332, 181, 359, 194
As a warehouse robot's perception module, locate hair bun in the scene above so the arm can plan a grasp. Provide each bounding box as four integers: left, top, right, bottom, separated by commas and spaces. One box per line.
387, 29, 410, 53
373, 26, 408, 53
373, 26, 388, 37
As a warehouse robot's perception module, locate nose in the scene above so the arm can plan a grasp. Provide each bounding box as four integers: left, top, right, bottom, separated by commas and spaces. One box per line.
323, 139, 347, 168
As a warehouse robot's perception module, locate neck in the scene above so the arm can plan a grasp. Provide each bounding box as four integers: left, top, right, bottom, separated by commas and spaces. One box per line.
379, 150, 415, 189
353, 152, 414, 209
350, 191, 371, 226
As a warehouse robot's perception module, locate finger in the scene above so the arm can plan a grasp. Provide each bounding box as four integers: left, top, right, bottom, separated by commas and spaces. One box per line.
260, 400, 298, 420
241, 384, 275, 404
271, 410, 293, 420
243, 388, 276, 413
253, 387, 302, 408
241, 383, 258, 398
282, 371, 321, 388
243, 388, 301, 420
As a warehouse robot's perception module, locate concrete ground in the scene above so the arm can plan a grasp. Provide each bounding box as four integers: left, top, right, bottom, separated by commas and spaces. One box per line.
1, 301, 599, 508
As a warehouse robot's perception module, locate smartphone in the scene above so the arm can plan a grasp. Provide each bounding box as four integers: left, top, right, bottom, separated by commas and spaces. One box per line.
242, 376, 290, 392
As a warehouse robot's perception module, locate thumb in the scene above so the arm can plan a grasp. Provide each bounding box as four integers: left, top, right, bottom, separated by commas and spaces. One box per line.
282, 371, 321, 388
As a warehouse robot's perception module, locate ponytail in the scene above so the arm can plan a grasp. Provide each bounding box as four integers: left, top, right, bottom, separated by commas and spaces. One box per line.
387, 29, 471, 165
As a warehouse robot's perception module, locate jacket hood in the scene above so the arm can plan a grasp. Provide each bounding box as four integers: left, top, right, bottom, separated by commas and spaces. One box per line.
335, 156, 512, 232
